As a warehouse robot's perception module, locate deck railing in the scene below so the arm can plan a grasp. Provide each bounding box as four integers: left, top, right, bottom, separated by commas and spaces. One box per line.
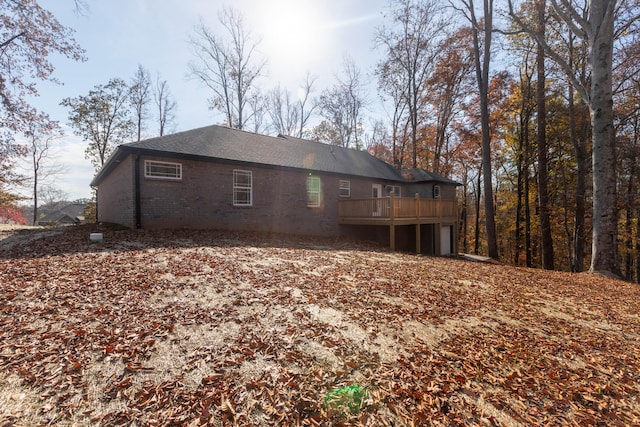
338, 196, 458, 222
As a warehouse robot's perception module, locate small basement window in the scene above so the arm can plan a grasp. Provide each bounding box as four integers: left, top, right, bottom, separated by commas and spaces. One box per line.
339, 180, 351, 197
233, 170, 252, 206
144, 160, 182, 180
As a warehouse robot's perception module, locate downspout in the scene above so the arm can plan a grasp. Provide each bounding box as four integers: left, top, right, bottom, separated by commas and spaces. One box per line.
91, 186, 98, 223
135, 154, 142, 229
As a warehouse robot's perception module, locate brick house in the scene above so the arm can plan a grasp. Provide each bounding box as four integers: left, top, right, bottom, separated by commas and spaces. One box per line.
91, 125, 460, 255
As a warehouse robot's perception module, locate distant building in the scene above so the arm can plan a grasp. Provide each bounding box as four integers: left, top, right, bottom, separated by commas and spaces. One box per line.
37, 203, 86, 227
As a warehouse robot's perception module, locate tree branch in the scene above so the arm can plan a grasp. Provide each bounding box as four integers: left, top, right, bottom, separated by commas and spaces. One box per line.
507, 0, 590, 104
0, 31, 26, 51
550, 0, 590, 38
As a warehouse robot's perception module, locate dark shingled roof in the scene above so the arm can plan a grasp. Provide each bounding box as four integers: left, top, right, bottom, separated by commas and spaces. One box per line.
92, 125, 405, 186
401, 168, 461, 185
37, 203, 86, 225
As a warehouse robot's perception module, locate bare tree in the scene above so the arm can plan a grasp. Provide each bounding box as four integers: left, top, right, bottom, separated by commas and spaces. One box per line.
375, 0, 449, 168
245, 91, 269, 134
188, 8, 266, 129
267, 74, 317, 138
297, 73, 317, 138
454, 0, 499, 260
38, 185, 69, 208
130, 64, 151, 142
73, 0, 89, 15
268, 85, 299, 137
23, 117, 63, 224
154, 75, 177, 136
377, 59, 410, 168
314, 56, 366, 149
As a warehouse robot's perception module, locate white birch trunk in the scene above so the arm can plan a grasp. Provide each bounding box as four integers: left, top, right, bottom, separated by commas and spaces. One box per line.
588, 0, 619, 274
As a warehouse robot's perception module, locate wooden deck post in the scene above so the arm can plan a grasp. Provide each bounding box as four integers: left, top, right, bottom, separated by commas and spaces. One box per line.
389, 194, 395, 250
415, 193, 421, 254
336, 197, 460, 255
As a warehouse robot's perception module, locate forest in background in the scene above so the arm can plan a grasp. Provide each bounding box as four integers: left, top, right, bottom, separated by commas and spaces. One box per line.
1, 0, 639, 279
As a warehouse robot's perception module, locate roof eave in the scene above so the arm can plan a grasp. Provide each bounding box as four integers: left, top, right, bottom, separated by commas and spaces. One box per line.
92, 145, 407, 184
90, 145, 136, 187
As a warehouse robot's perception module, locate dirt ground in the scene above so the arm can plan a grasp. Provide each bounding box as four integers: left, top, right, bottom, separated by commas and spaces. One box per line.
0, 224, 61, 249
1, 226, 639, 426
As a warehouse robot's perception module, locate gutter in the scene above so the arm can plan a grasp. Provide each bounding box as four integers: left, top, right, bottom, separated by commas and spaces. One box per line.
134, 153, 141, 229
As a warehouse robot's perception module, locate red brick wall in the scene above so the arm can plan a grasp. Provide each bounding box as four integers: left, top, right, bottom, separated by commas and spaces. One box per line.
136, 156, 393, 236
96, 155, 136, 228
97, 154, 454, 237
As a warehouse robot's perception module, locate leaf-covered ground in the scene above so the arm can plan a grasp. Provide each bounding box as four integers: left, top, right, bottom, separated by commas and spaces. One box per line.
1, 225, 639, 426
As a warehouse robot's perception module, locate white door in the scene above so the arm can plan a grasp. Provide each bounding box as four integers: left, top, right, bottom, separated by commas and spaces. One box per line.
372, 184, 383, 216
441, 225, 452, 255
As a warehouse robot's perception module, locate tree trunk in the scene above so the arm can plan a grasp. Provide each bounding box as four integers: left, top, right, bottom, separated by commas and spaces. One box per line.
636, 204, 640, 283
515, 126, 524, 265
624, 120, 639, 280
588, 1, 619, 275
480, 105, 498, 259
411, 78, 419, 168
568, 77, 588, 273
574, 107, 589, 273
32, 172, 38, 226
525, 124, 532, 268
471, 0, 498, 259
536, 0, 554, 270
461, 168, 469, 254
561, 163, 573, 269
624, 164, 635, 280
474, 168, 482, 255
515, 99, 531, 266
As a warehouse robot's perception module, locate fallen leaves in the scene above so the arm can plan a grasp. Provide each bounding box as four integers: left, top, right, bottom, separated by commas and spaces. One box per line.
0, 226, 639, 425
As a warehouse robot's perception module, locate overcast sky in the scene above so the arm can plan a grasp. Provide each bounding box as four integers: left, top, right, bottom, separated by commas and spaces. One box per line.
17, 0, 389, 202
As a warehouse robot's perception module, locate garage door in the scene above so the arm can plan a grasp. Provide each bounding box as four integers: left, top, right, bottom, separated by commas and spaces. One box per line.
441, 225, 452, 255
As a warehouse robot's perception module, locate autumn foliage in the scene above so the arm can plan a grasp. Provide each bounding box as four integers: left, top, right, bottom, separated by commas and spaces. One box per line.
0, 207, 27, 225
1, 227, 639, 425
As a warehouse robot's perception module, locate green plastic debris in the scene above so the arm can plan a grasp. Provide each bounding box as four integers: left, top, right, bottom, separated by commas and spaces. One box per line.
323, 384, 368, 414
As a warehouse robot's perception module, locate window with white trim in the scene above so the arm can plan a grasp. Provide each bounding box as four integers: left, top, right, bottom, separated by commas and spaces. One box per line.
434, 185, 441, 198
145, 160, 182, 180
339, 180, 351, 197
307, 176, 321, 207
233, 170, 252, 206
386, 185, 401, 196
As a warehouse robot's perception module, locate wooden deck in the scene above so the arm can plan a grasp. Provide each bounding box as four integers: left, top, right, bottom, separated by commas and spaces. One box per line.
338, 196, 458, 225
338, 196, 459, 254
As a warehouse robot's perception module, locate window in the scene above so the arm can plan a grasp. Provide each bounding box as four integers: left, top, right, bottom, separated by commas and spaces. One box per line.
145, 160, 182, 180
386, 185, 401, 196
307, 176, 321, 207
339, 180, 351, 197
233, 170, 252, 206
434, 185, 441, 199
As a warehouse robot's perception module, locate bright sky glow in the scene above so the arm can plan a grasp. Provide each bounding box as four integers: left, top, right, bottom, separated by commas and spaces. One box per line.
17, 0, 386, 201
251, 0, 329, 75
